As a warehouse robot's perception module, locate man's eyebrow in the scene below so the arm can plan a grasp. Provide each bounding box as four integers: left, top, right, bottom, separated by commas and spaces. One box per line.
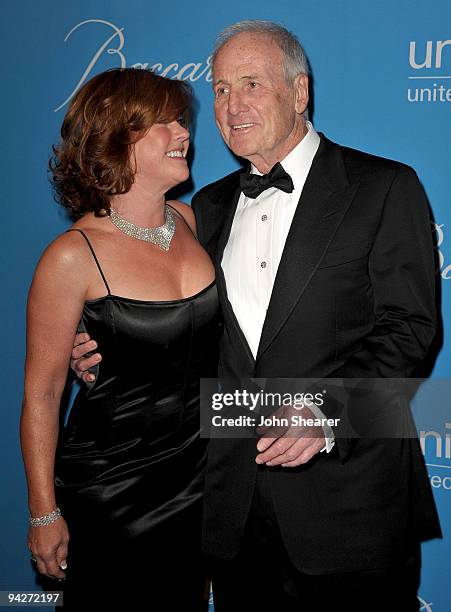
213, 75, 261, 86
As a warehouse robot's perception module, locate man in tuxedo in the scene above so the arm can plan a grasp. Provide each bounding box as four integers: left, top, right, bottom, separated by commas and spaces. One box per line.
72, 20, 441, 611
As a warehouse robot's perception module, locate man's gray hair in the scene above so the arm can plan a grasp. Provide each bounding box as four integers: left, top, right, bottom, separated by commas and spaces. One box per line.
212, 20, 310, 83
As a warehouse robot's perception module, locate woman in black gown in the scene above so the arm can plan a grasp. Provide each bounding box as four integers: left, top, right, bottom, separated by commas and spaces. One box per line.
20, 68, 218, 610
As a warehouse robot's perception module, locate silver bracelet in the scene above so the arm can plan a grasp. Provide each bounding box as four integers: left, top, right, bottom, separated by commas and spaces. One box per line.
29, 506, 62, 527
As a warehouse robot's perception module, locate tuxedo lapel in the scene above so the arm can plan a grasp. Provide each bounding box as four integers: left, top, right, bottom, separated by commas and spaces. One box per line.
256, 135, 360, 361
212, 172, 256, 367
215, 184, 242, 264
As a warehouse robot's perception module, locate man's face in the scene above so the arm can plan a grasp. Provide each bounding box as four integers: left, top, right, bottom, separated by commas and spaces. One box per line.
213, 32, 309, 173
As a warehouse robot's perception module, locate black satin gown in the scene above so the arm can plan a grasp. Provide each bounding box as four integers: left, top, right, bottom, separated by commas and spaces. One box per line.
54, 229, 219, 610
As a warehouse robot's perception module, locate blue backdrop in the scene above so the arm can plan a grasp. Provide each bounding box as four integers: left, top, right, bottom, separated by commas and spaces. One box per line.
1, 1, 450, 610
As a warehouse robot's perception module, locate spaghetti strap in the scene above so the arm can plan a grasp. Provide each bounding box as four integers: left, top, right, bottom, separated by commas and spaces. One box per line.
66, 229, 111, 295
166, 203, 197, 240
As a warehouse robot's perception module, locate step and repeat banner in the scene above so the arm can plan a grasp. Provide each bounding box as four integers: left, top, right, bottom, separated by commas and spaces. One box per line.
1, 1, 450, 610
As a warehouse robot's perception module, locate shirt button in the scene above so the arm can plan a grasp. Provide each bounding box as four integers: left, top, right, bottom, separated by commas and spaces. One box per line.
261, 261, 267, 268
261, 214, 268, 222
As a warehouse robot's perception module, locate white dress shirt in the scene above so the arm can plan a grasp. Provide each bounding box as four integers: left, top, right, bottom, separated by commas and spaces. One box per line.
222, 121, 334, 452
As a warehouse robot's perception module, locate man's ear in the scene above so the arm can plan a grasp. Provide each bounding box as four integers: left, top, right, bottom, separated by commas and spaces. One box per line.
294, 74, 309, 115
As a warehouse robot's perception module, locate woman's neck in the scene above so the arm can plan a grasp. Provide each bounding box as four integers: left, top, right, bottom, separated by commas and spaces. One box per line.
111, 182, 167, 227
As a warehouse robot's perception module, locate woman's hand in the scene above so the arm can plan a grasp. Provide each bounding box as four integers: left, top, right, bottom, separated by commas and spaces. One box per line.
28, 518, 69, 581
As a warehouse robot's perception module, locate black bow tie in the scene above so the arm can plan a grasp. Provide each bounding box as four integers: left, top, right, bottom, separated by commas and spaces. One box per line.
240, 162, 294, 199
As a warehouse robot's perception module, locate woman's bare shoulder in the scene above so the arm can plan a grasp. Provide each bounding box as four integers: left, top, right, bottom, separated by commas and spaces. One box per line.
167, 200, 196, 234
40, 213, 111, 266
33, 223, 99, 285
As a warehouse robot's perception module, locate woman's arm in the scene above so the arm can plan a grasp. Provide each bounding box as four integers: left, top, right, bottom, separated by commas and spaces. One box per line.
20, 233, 89, 580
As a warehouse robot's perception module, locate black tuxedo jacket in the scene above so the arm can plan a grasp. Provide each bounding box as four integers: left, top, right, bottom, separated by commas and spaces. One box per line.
192, 133, 441, 573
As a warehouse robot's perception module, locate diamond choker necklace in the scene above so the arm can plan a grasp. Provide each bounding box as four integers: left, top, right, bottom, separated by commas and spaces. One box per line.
109, 204, 175, 251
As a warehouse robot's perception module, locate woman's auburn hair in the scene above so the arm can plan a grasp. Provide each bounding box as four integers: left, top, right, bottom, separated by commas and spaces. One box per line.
50, 68, 192, 218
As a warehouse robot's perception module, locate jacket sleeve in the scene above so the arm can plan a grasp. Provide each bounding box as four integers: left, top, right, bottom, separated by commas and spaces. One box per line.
326, 166, 437, 461
331, 165, 436, 379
